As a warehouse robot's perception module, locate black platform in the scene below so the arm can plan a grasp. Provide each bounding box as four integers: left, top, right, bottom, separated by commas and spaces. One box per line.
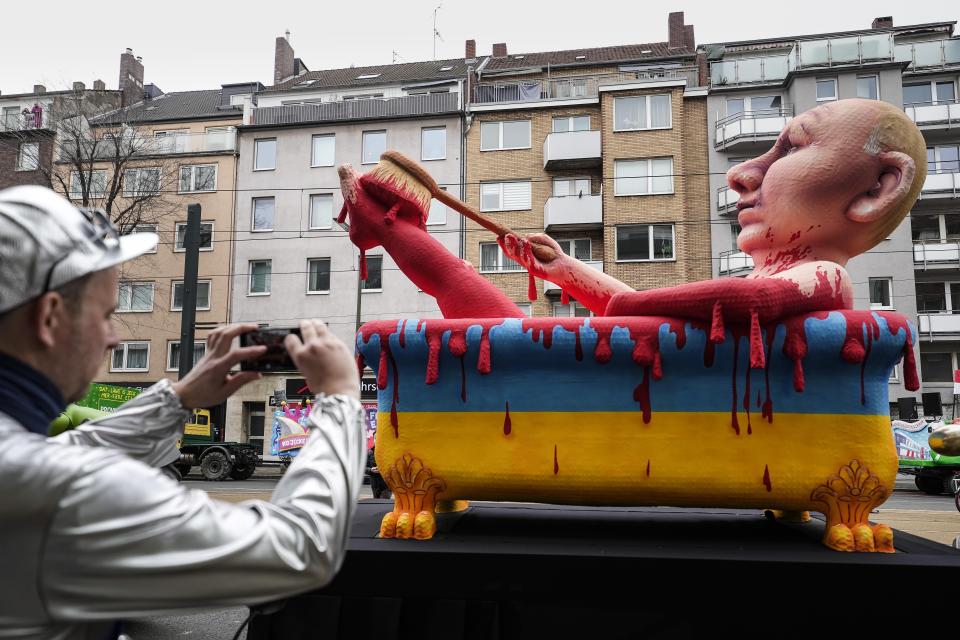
248, 501, 960, 640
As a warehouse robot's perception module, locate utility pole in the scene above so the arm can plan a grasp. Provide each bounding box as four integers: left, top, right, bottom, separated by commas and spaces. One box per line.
177, 204, 201, 380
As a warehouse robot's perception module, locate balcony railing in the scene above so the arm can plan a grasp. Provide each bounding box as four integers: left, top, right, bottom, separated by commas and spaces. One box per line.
716, 186, 740, 214
543, 130, 601, 170
709, 55, 790, 87
905, 98, 960, 128
252, 92, 460, 125
792, 33, 894, 69
1, 111, 52, 132
895, 38, 960, 71
472, 68, 699, 105
715, 106, 794, 149
921, 163, 960, 198
544, 193, 603, 229
914, 241, 960, 268
917, 312, 960, 337
718, 249, 753, 276
544, 261, 603, 293
145, 129, 237, 154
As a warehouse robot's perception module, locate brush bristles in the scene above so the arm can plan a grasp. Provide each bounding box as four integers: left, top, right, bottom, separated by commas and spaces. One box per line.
370, 158, 434, 211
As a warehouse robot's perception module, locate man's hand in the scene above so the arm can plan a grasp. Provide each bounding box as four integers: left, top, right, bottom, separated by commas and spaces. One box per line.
284, 319, 360, 400
171, 323, 267, 410
498, 233, 564, 280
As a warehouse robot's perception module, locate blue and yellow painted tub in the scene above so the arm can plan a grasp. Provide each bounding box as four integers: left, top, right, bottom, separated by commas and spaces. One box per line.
356, 310, 917, 551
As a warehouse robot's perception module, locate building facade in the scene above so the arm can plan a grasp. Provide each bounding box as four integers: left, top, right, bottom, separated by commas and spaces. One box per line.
703, 17, 960, 412
464, 12, 711, 318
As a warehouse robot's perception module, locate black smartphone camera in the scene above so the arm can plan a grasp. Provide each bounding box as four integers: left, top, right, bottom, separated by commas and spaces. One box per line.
239, 327, 302, 372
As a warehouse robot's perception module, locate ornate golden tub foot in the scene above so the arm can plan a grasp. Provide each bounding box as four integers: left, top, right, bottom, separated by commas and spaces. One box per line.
812, 460, 894, 553
377, 453, 446, 541
764, 509, 811, 523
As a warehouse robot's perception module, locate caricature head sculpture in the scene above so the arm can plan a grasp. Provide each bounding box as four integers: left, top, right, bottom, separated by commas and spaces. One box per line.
729, 99, 927, 267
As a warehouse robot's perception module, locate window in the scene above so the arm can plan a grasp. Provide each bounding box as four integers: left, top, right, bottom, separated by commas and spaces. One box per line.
246, 402, 266, 454
69, 170, 107, 199
252, 197, 275, 231
427, 195, 447, 226
362, 130, 386, 164
116, 282, 154, 312
123, 167, 160, 197
171, 280, 211, 311
362, 255, 383, 290
480, 120, 531, 151
730, 223, 742, 251
179, 164, 216, 192
421, 127, 446, 160
726, 96, 783, 116
552, 177, 591, 198
856, 75, 879, 100
928, 145, 960, 174
254, 138, 276, 170
904, 81, 956, 107
616, 224, 675, 261
614, 158, 674, 195
356, 73, 382, 80
16, 142, 39, 170
343, 93, 385, 101
613, 94, 672, 131
516, 303, 532, 316
249, 260, 271, 295
480, 181, 532, 211
555, 238, 591, 261
552, 116, 590, 132
111, 342, 149, 372
816, 78, 837, 102
311, 134, 335, 167
920, 352, 954, 383
167, 341, 206, 371
868, 277, 893, 309
307, 258, 331, 293
174, 222, 213, 251
479, 242, 523, 272
553, 302, 592, 317
131, 223, 157, 253
308, 194, 333, 230
916, 282, 946, 313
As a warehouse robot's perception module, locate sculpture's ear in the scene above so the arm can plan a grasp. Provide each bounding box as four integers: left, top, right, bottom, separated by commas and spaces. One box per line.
845, 151, 916, 224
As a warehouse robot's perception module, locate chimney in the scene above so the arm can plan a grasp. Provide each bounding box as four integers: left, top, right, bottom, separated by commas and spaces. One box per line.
465, 39, 476, 60
668, 12, 685, 49
274, 34, 295, 85
684, 24, 696, 49
93, 79, 106, 91
73, 81, 85, 92
33, 84, 46, 94
118, 48, 144, 107
872, 16, 893, 29
492, 42, 507, 57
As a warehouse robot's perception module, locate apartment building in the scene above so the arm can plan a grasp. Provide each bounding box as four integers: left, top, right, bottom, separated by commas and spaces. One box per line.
224, 36, 469, 453
703, 16, 960, 411
65, 82, 254, 431
463, 12, 710, 317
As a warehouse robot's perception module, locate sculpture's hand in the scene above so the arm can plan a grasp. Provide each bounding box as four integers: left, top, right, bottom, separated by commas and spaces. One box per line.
499, 233, 564, 280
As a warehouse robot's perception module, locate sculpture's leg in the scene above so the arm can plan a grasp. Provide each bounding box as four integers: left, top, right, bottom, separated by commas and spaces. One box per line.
378, 453, 447, 541
764, 509, 811, 523
811, 460, 895, 553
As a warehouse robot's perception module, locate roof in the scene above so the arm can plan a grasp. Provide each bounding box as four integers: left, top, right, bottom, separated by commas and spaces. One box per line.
91, 89, 242, 125
482, 42, 697, 73
249, 92, 460, 127
702, 20, 956, 50
265, 58, 470, 93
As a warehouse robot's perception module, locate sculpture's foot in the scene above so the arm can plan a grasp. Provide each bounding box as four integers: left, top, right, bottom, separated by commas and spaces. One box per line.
823, 523, 894, 553
376, 453, 447, 541
379, 509, 436, 540
764, 509, 810, 523
437, 499, 470, 513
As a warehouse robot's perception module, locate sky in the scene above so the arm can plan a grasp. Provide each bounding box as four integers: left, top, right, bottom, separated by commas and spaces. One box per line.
1, 0, 954, 95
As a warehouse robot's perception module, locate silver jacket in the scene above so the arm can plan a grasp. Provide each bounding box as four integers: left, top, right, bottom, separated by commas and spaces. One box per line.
0, 379, 366, 640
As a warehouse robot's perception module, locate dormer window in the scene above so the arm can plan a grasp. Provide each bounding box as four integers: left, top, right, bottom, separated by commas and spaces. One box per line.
439, 66, 453, 71
641, 50, 653, 54
295, 79, 318, 87
514, 56, 525, 60
356, 73, 381, 80
575, 55, 586, 60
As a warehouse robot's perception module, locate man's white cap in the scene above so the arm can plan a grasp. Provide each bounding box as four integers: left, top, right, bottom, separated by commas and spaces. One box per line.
0, 185, 158, 314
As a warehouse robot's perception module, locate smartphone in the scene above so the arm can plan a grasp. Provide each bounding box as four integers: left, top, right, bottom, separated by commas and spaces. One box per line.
239, 327, 302, 372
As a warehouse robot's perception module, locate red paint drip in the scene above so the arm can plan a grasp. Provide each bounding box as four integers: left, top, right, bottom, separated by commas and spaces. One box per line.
553, 445, 559, 475
522, 320, 554, 350
527, 272, 537, 301
503, 401, 511, 435
730, 337, 741, 435
388, 349, 400, 437
398, 320, 406, 348
763, 465, 772, 492
704, 339, 716, 368
459, 356, 467, 403
783, 317, 808, 392
743, 364, 752, 435
561, 289, 570, 306
710, 301, 725, 343
749, 308, 765, 369
574, 329, 583, 361
633, 366, 652, 424
646, 460, 651, 477
478, 326, 492, 374
448, 329, 467, 357
377, 348, 389, 389
761, 324, 775, 424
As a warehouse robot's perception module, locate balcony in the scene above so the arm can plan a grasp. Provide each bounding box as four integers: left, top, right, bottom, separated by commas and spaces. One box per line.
252, 92, 460, 126
709, 55, 790, 88
905, 99, 960, 130
543, 130, 601, 170
895, 38, 960, 71
544, 261, 604, 293
471, 68, 699, 106
718, 249, 753, 276
715, 106, 793, 150
919, 166, 960, 200
1, 112, 52, 132
544, 193, 602, 230
917, 312, 960, 338
716, 186, 740, 216
146, 129, 236, 154
914, 241, 960, 269
792, 33, 895, 70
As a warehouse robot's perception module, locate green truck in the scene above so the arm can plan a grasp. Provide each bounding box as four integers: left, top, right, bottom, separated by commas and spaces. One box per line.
51, 383, 259, 482
892, 418, 960, 494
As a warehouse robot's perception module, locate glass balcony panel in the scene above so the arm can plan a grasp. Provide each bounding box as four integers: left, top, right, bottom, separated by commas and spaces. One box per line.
830, 36, 861, 64
894, 43, 914, 66
799, 40, 830, 67
859, 34, 891, 61
764, 56, 789, 80
914, 41, 943, 68
945, 39, 960, 65
711, 60, 737, 85
736, 58, 763, 83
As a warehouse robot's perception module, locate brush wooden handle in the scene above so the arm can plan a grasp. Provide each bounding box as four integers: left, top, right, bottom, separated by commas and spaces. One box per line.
433, 189, 558, 262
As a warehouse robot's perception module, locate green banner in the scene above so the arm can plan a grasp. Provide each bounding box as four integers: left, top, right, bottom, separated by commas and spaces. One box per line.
75, 383, 143, 412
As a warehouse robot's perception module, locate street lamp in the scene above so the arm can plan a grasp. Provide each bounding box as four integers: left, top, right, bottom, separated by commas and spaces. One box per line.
337, 219, 364, 332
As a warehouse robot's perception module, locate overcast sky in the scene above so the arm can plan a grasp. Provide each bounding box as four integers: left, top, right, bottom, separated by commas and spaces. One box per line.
1, 0, 954, 95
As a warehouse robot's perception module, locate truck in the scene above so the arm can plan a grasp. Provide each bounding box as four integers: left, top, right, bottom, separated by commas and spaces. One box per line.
892, 418, 960, 494
52, 383, 260, 482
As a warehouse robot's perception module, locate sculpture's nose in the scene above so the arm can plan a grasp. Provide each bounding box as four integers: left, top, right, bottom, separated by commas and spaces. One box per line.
727, 159, 764, 195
